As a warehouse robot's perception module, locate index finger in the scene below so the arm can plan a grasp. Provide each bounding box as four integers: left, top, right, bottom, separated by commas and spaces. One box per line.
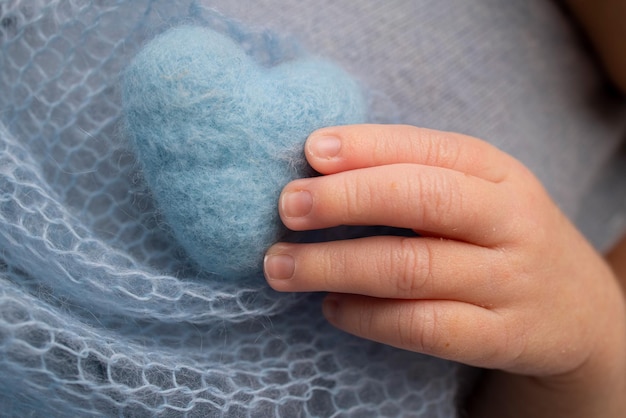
305, 124, 517, 183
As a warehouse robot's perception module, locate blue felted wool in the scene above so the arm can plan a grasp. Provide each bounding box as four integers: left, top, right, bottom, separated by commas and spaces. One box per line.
122, 25, 365, 279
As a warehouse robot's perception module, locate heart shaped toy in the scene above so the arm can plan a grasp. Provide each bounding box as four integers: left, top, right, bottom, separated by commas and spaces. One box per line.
122, 26, 366, 280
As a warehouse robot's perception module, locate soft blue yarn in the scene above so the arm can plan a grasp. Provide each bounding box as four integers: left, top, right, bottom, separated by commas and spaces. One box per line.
122, 25, 366, 280
0, 3, 465, 415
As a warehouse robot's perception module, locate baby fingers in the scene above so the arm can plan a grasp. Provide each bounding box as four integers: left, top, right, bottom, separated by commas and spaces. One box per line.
264, 236, 512, 306
320, 295, 515, 369
305, 124, 517, 184
279, 163, 516, 246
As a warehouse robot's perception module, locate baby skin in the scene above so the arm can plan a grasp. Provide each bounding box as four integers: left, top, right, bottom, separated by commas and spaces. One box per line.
264, 124, 626, 417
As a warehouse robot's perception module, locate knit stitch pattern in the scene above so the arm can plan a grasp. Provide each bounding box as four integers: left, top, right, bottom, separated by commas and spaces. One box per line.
0, 1, 463, 416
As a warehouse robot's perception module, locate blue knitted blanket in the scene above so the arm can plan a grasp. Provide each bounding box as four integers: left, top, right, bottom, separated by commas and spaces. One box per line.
0, 1, 466, 416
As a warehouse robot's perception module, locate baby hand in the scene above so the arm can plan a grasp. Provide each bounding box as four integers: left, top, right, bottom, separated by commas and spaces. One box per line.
264, 124, 626, 380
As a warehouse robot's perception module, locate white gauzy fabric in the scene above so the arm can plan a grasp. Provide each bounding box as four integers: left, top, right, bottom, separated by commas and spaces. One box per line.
0, 0, 624, 417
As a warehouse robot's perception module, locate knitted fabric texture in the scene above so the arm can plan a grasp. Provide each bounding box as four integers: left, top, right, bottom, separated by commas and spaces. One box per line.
0, 1, 463, 417
122, 25, 365, 280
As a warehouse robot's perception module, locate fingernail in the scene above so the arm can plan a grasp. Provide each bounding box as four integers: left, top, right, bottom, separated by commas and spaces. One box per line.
281, 190, 313, 218
322, 296, 339, 320
264, 254, 295, 281
308, 136, 341, 159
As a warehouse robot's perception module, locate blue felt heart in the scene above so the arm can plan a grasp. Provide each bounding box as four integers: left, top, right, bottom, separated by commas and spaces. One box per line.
122, 26, 366, 280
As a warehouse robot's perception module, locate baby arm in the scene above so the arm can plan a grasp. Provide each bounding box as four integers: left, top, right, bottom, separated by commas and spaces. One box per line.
264, 124, 626, 417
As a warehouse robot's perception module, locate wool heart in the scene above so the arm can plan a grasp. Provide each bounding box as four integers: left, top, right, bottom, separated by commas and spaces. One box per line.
122, 26, 366, 280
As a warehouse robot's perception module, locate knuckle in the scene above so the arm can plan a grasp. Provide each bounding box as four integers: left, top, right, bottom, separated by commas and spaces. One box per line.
318, 243, 360, 291
356, 304, 376, 338
430, 173, 462, 226
342, 174, 371, 222
402, 303, 441, 353
319, 245, 342, 289
423, 130, 462, 169
395, 238, 432, 296
411, 170, 462, 229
